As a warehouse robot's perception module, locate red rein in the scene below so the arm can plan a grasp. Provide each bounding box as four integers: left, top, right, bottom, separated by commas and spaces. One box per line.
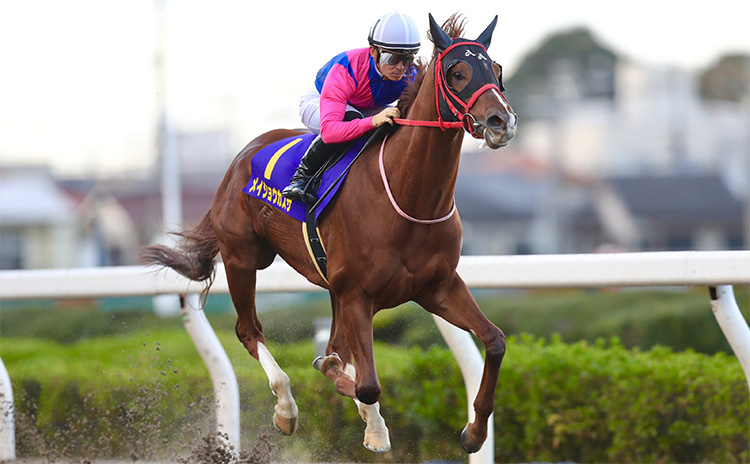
392, 117, 463, 129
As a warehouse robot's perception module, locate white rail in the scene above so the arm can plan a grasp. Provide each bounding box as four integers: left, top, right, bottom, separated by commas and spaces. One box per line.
1, 251, 748, 300
180, 294, 240, 452
0, 357, 14, 461
1, 251, 749, 463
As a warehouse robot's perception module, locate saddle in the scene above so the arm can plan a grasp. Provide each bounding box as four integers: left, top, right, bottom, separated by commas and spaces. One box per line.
243, 128, 388, 281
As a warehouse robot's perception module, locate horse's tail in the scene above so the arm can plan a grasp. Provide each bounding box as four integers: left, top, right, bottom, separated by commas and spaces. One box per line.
141, 211, 219, 293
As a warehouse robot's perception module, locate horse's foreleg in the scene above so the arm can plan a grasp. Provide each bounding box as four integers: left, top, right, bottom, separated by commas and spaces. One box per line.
313, 293, 356, 397
338, 295, 381, 405
312, 351, 390, 452
313, 352, 356, 397
415, 273, 506, 454
313, 295, 389, 452
344, 363, 390, 452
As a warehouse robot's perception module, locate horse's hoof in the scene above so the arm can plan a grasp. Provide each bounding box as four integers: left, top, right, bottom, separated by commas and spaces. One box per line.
273, 411, 298, 435
363, 427, 391, 452
460, 424, 483, 454
313, 352, 342, 374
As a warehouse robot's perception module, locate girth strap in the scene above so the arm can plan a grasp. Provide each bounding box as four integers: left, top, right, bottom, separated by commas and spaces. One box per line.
303, 205, 328, 282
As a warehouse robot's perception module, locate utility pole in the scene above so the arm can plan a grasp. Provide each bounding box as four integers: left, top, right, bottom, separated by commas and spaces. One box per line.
153, 0, 182, 317
155, 0, 182, 234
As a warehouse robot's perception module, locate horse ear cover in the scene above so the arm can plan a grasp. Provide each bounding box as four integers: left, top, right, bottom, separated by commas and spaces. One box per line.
476, 15, 498, 49
428, 13, 453, 52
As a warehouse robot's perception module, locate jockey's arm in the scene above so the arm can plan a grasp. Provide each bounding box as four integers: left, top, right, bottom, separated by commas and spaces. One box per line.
318, 65, 375, 144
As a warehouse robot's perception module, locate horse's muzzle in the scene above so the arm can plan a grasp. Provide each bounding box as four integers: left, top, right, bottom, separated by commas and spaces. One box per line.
479, 111, 517, 149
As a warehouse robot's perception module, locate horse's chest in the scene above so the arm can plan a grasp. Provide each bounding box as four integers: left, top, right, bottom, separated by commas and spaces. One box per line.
366, 238, 458, 303
325, 196, 462, 304
372, 257, 452, 307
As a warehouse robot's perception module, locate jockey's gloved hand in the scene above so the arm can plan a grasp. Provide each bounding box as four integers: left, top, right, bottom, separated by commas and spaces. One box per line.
371, 107, 400, 127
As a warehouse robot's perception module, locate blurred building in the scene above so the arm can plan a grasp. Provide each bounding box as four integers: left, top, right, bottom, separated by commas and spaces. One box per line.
0, 167, 78, 269
514, 61, 749, 181
0, 166, 149, 269
456, 153, 745, 255
499, 30, 749, 254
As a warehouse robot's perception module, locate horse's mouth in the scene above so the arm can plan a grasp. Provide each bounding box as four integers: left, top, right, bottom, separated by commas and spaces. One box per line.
482, 125, 516, 149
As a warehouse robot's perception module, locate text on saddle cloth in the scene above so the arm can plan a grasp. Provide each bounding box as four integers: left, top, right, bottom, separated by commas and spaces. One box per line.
242, 133, 369, 223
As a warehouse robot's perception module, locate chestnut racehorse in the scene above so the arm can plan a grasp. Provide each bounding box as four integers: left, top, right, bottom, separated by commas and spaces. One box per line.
143, 13, 516, 454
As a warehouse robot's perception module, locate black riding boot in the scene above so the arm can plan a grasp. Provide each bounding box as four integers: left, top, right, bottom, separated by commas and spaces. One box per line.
282, 136, 334, 204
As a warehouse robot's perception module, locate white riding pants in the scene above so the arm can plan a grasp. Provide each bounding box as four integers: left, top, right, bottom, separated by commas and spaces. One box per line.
299, 88, 384, 134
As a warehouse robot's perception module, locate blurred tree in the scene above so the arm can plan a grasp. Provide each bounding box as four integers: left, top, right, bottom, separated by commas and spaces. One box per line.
699, 53, 750, 102
504, 27, 620, 120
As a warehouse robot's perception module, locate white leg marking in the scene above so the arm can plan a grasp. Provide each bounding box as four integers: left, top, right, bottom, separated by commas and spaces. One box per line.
345, 363, 390, 452
257, 343, 298, 428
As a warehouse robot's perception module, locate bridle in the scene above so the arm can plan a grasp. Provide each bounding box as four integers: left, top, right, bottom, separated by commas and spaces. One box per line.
393, 40, 506, 139
381, 18, 508, 224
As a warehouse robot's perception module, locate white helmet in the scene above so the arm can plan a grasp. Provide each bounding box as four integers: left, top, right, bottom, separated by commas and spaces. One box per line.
368, 12, 420, 53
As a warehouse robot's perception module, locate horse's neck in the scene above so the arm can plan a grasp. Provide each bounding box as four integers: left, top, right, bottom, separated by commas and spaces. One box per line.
383, 81, 463, 220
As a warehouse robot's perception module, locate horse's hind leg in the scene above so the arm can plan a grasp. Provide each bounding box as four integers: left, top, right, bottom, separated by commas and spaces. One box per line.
313, 294, 390, 452
256, 340, 298, 434
218, 229, 298, 435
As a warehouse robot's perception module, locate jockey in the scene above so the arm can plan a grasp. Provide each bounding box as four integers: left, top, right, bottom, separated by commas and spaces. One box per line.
282, 12, 421, 204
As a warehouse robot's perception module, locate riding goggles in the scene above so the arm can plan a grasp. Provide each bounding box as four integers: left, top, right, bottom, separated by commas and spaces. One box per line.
378, 49, 417, 67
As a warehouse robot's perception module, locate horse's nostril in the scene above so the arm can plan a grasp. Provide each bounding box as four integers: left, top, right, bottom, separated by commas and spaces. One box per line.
487, 115, 504, 130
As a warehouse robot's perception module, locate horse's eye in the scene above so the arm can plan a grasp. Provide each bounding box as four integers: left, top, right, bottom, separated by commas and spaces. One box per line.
452, 71, 465, 81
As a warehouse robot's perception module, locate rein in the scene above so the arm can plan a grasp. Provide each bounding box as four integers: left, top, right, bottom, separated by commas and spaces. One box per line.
392, 117, 463, 130
379, 134, 456, 224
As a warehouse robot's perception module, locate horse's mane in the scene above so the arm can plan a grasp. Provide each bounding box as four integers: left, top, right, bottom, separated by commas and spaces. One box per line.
396, 59, 427, 117
397, 13, 467, 117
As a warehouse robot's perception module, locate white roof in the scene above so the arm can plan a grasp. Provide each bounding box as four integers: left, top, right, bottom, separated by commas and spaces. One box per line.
0, 169, 78, 226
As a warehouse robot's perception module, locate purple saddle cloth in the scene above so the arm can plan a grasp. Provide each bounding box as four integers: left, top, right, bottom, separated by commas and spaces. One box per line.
242, 133, 368, 222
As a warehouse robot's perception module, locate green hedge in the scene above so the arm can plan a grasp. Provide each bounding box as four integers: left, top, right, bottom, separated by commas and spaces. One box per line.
3, 287, 747, 354
370, 287, 750, 354
2, 330, 748, 462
